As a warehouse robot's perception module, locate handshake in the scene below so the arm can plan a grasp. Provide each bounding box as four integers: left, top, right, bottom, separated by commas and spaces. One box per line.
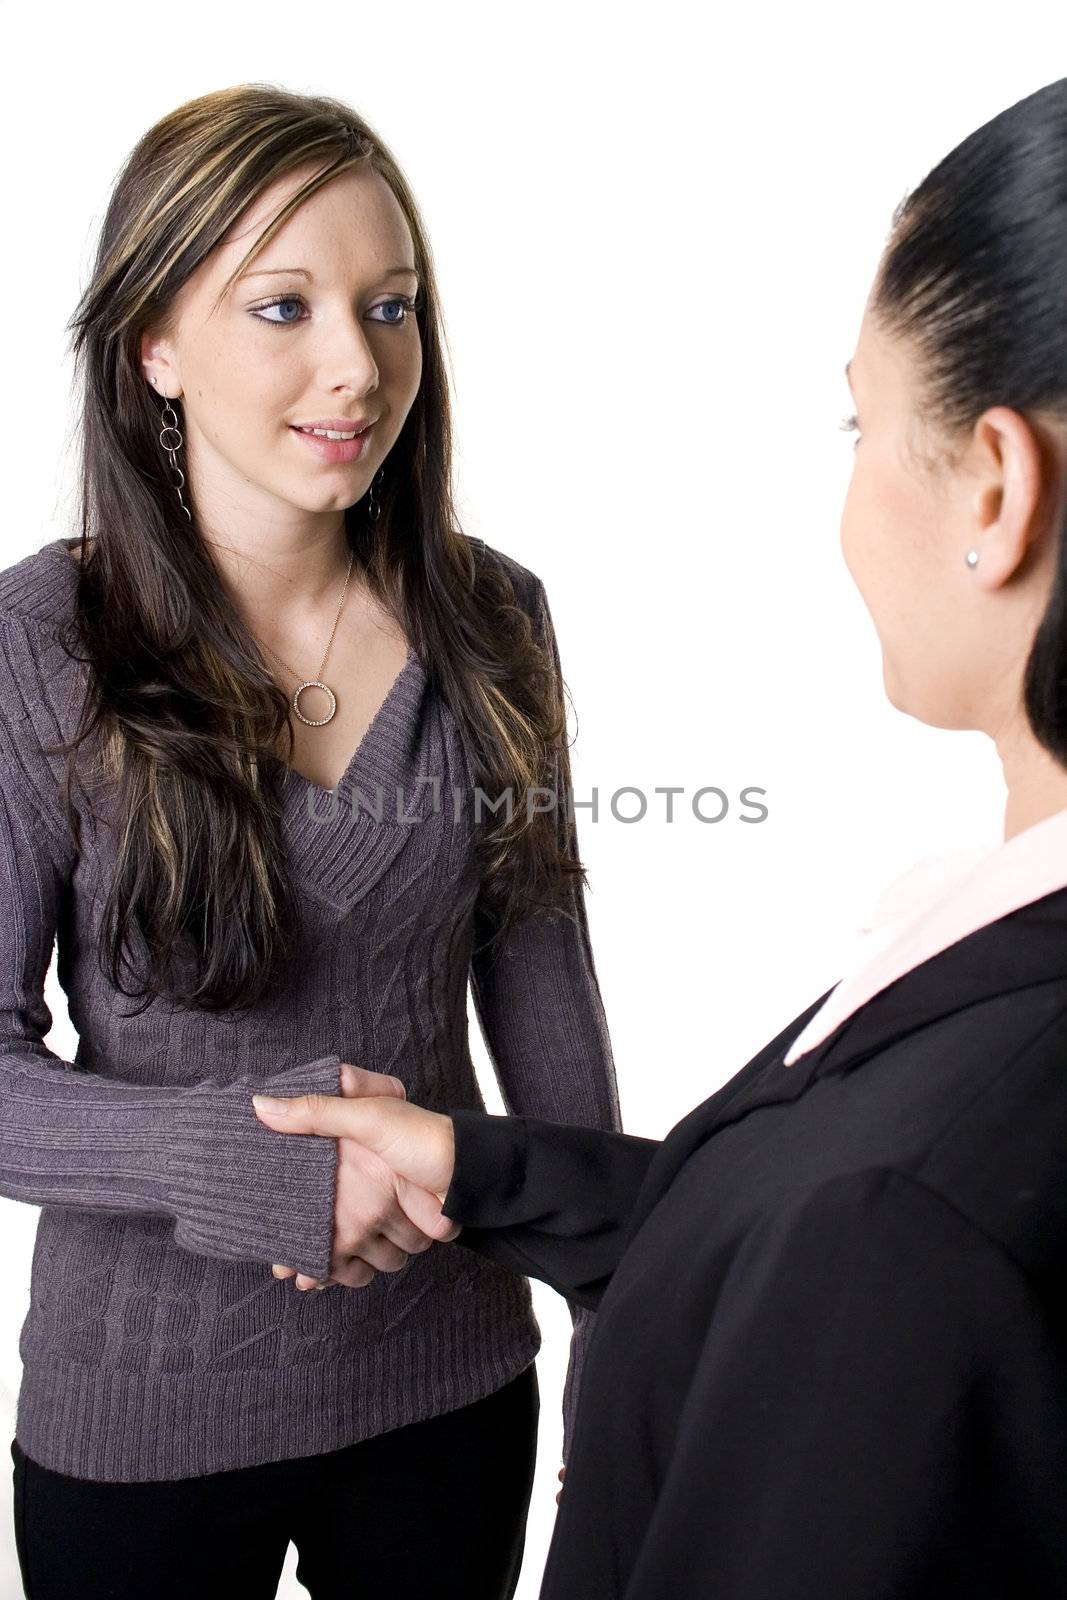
253, 1063, 569, 1505
252, 1062, 460, 1292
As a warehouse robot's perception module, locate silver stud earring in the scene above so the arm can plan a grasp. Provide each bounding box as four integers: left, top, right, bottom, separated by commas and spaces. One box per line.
965, 549, 979, 568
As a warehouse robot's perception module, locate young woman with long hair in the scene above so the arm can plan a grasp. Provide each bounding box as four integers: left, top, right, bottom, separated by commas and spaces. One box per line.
1, 83, 621, 1599
256, 76, 1067, 1597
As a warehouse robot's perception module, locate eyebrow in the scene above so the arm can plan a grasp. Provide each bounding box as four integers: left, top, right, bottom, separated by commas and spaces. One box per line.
239, 264, 420, 284
844, 359, 855, 389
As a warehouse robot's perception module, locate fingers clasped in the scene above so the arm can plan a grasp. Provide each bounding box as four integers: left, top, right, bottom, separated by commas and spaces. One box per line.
252, 1072, 459, 1293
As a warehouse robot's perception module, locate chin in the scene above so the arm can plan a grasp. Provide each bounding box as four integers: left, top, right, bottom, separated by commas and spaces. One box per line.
294, 487, 361, 515
883, 669, 960, 731
881, 659, 906, 713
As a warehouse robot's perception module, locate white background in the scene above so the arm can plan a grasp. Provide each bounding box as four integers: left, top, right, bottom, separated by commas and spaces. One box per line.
0, 2, 1053, 1594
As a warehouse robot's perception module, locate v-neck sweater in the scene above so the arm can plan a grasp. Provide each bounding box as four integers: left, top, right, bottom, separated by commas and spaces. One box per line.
0, 536, 622, 1483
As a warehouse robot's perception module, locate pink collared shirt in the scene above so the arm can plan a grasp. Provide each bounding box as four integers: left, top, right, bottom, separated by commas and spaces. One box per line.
783, 802, 1067, 1066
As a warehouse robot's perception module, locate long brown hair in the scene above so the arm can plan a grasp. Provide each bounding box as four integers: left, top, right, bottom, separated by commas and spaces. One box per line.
53, 82, 584, 1014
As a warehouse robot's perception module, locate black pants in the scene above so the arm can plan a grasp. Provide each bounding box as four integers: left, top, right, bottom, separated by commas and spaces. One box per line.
10, 1363, 539, 1600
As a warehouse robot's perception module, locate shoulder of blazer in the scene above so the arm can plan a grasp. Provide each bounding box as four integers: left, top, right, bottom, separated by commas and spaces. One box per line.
907, 985, 1067, 1299
621, 889, 1067, 1273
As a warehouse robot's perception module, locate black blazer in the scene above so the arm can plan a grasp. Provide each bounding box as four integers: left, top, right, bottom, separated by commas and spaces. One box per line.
442, 885, 1067, 1599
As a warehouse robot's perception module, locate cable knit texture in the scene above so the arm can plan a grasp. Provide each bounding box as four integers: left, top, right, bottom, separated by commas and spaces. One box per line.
0, 536, 621, 1482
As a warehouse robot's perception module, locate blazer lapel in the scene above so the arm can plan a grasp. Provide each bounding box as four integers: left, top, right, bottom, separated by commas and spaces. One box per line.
803, 883, 1067, 1082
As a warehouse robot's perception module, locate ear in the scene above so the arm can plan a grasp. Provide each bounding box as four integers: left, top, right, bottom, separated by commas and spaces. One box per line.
967, 405, 1050, 588
140, 327, 181, 399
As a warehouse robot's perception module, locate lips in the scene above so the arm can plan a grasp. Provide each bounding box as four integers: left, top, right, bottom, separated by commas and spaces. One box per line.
289, 424, 373, 464
294, 423, 371, 437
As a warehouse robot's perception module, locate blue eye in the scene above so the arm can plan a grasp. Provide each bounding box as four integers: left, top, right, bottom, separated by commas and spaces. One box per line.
253, 295, 306, 326
251, 293, 421, 328
368, 297, 419, 325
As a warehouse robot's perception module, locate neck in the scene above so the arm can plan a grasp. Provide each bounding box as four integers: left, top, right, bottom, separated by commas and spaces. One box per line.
199, 523, 354, 629
997, 716, 1067, 841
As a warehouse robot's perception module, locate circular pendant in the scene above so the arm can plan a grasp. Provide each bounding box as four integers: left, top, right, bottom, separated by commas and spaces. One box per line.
292, 680, 338, 727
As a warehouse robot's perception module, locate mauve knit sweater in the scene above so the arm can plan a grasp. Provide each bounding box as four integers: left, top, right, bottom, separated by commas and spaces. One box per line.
0, 534, 621, 1483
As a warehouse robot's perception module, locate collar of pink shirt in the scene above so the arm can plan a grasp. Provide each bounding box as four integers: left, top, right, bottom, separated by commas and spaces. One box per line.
783, 801, 1067, 1066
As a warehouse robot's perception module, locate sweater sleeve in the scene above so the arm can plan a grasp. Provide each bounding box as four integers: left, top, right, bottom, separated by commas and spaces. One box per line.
620, 1167, 1066, 1599
468, 573, 625, 1463
0, 682, 343, 1284
441, 1109, 661, 1310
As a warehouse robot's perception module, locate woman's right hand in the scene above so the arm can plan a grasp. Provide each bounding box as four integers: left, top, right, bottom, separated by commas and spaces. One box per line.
257, 1067, 460, 1291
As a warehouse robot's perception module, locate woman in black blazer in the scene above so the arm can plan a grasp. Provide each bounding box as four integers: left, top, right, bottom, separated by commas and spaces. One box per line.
253, 76, 1067, 1597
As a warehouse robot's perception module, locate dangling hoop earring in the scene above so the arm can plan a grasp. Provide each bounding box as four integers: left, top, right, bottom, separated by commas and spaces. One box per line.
367, 465, 385, 523
151, 375, 192, 523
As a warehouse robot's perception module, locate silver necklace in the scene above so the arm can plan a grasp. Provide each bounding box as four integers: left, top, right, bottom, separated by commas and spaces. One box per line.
255, 550, 354, 726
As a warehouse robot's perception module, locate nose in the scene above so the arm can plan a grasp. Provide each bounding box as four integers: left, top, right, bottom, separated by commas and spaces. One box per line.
319, 314, 380, 397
